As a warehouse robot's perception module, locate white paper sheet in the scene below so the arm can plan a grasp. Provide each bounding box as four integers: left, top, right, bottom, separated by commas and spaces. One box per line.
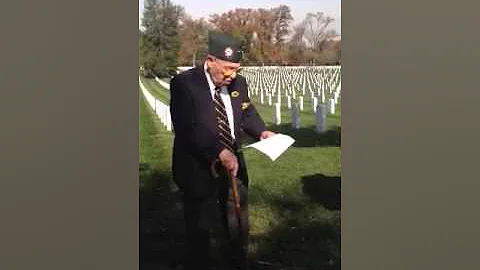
243, 133, 295, 161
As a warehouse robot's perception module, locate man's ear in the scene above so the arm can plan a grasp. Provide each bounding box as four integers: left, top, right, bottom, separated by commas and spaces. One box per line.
205, 56, 212, 68
206, 55, 215, 64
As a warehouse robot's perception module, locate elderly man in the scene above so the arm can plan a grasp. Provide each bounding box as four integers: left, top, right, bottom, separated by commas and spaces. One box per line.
169, 31, 274, 270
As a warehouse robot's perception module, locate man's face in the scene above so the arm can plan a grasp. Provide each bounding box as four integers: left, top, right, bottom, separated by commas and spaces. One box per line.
207, 56, 241, 87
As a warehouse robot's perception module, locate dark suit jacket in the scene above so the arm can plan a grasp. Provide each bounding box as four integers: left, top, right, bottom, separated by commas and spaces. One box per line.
169, 65, 267, 198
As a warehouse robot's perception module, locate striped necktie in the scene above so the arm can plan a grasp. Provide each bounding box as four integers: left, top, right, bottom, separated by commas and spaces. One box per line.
213, 87, 235, 153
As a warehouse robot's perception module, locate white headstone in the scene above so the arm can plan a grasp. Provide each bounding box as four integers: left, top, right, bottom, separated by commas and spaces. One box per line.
166, 109, 172, 131
157, 103, 163, 124
291, 104, 300, 129
299, 96, 304, 111
162, 104, 166, 125
273, 103, 281, 125
268, 94, 272, 106
316, 104, 327, 133
154, 101, 159, 117
329, 98, 336, 114
302, 78, 306, 96
287, 96, 291, 109
260, 90, 264, 104
313, 97, 318, 112
158, 105, 163, 125
292, 90, 296, 100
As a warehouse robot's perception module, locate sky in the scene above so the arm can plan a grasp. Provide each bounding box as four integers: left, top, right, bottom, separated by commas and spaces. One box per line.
139, 0, 341, 35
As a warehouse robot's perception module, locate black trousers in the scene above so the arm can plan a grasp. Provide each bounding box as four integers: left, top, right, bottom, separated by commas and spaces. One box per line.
182, 168, 249, 270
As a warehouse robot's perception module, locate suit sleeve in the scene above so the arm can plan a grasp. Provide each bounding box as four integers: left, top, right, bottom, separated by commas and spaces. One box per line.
170, 76, 223, 163
239, 77, 267, 140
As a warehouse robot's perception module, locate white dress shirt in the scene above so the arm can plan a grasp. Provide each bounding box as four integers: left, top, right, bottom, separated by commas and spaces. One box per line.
204, 62, 236, 139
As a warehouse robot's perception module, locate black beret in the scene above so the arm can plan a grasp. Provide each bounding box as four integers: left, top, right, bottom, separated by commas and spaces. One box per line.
208, 31, 243, 63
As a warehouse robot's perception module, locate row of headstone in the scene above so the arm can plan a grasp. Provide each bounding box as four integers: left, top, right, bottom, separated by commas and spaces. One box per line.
240, 67, 340, 135
266, 101, 332, 134
154, 76, 170, 90
252, 83, 338, 116
139, 77, 172, 131
139, 77, 156, 109
154, 100, 172, 131
242, 66, 341, 97
248, 84, 339, 108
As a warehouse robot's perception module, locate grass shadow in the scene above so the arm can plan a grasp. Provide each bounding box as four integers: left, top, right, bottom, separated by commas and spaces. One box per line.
268, 124, 341, 148
139, 165, 341, 270
301, 174, 341, 211
249, 191, 341, 270
140, 162, 185, 270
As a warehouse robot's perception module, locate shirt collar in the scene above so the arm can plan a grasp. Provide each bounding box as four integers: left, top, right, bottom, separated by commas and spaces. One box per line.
203, 61, 217, 92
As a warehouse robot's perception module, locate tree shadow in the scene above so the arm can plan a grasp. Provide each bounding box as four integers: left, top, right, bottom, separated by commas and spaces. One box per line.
249, 190, 341, 270
301, 173, 341, 211
139, 162, 185, 270
139, 164, 341, 270
268, 124, 341, 148
250, 222, 341, 270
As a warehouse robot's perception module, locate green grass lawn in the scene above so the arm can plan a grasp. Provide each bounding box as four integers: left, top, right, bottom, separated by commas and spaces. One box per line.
140, 77, 171, 104
139, 85, 173, 190
140, 89, 186, 270
140, 76, 340, 270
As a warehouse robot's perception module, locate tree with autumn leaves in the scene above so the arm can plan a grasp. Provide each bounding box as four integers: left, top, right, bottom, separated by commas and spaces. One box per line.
177, 13, 211, 67
140, 1, 340, 76
187, 5, 296, 66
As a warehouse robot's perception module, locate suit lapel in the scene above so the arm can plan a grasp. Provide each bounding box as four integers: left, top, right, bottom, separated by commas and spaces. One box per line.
192, 66, 217, 136
227, 81, 242, 136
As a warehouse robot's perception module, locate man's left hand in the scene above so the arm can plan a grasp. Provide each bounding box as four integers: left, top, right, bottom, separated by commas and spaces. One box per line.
260, 130, 275, 140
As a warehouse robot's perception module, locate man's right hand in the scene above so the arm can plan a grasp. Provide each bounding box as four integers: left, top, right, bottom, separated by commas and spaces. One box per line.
218, 148, 238, 178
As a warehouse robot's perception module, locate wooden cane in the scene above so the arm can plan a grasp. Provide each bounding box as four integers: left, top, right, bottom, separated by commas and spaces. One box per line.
228, 172, 243, 233
210, 159, 243, 233
211, 159, 249, 269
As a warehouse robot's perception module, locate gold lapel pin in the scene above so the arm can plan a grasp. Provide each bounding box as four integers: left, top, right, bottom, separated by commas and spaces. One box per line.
241, 102, 250, 110
231, 91, 240, 98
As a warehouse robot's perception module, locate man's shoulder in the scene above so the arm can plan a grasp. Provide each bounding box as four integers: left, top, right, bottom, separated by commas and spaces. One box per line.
236, 73, 246, 82
234, 74, 247, 87
172, 69, 192, 82
171, 66, 203, 87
